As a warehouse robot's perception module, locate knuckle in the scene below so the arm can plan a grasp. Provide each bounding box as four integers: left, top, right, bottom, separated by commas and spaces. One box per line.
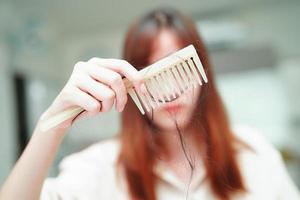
121, 60, 132, 69
121, 59, 128, 65
111, 74, 122, 86
88, 101, 101, 113
88, 57, 100, 64
70, 73, 88, 87
74, 61, 84, 70
70, 73, 82, 83
102, 90, 115, 102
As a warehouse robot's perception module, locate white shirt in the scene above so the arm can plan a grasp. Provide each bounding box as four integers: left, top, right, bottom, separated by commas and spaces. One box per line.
41, 125, 300, 200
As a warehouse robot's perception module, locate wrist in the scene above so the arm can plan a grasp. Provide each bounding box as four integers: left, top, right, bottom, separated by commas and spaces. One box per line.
34, 115, 69, 141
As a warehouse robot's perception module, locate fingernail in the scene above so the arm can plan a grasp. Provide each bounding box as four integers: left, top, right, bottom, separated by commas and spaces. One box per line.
119, 104, 125, 112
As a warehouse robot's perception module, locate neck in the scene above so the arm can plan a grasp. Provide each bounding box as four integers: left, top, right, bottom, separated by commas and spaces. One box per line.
152, 126, 203, 184
154, 126, 199, 163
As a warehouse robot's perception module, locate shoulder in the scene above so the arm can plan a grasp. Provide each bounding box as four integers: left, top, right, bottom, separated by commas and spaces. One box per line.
231, 125, 300, 198
231, 124, 282, 173
232, 124, 279, 157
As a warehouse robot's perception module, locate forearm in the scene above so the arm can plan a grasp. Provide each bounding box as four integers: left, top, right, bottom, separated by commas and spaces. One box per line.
0, 123, 66, 200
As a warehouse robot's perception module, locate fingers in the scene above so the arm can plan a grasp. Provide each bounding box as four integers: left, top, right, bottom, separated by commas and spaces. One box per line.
84, 63, 128, 112
70, 58, 141, 114
75, 75, 115, 112
65, 86, 101, 116
88, 57, 143, 91
44, 58, 142, 131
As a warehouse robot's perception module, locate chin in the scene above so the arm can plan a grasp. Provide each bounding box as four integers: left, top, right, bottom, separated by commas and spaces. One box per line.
145, 92, 199, 132
150, 111, 192, 132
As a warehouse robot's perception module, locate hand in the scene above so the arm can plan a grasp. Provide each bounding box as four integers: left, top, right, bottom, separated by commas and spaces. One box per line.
39, 57, 143, 131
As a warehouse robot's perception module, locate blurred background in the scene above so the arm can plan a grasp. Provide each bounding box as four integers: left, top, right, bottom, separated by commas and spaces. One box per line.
0, 0, 299, 188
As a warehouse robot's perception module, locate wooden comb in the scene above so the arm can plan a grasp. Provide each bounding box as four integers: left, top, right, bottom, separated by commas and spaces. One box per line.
40, 44, 207, 132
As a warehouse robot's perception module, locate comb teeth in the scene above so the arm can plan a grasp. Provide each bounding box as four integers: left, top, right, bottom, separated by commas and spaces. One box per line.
171, 66, 185, 93
182, 61, 197, 88
157, 73, 171, 101
126, 44, 208, 114
166, 68, 182, 96
186, 58, 202, 86
145, 80, 160, 107
162, 70, 177, 99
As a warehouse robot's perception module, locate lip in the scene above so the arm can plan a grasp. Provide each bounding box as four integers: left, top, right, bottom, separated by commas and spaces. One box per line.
163, 104, 183, 114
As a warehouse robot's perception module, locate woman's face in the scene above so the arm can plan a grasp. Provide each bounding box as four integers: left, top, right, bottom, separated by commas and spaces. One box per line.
145, 29, 201, 132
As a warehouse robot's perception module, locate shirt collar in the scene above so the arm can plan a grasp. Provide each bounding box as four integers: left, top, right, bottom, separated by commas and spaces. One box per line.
154, 161, 206, 192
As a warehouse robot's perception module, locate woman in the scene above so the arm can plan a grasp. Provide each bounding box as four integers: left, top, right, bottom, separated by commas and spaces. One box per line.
1, 8, 299, 200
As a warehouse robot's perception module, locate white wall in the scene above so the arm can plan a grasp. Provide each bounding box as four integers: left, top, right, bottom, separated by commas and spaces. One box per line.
0, 43, 17, 184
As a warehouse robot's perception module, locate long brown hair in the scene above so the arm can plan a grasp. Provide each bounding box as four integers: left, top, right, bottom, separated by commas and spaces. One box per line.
118, 8, 246, 200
